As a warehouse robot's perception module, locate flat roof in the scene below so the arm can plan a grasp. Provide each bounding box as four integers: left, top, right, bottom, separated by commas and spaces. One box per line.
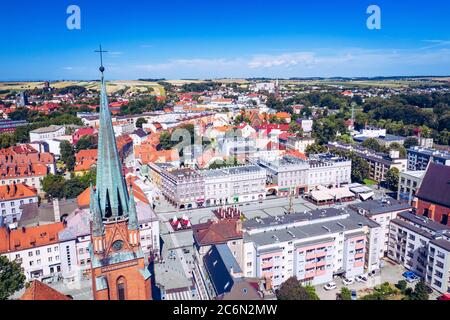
349, 199, 412, 216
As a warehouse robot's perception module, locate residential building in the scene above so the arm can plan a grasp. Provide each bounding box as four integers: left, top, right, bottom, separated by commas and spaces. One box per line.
0, 120, 28, 134
256, 154, 351, 197
415, 163, 450, 226
201, 165, 266, 206
203, 244, 263, 300
328, 141, 407, 182
242, 207, 382, 289
397, 170, 426, 204
29, 125, 66, 142
407, 146, 450, 171
0, 222, 65, 281
74, 149, 98, 176
349, 198, 412, 257
192, 218, 244, 268
388, 211, 450, 293
286, 136, 315, 153
159, 166, 205, 209
0, 183, 39, 227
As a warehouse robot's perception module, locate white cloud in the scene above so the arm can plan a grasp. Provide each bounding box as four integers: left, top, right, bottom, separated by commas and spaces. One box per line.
127, 47, 450, 78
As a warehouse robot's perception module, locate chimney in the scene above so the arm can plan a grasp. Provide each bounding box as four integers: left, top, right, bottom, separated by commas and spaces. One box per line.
236, 219, 243, 233
53, 198, 61, 222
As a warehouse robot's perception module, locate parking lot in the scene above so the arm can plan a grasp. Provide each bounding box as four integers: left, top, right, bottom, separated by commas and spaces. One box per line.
314, 259, 410, 300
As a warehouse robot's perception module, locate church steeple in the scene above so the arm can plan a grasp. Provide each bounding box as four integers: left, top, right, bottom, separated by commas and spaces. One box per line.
89, 46, 152, 300
94, 46, 131, 221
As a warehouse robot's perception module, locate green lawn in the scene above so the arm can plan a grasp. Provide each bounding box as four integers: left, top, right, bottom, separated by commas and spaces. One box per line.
363, 179, 377, 186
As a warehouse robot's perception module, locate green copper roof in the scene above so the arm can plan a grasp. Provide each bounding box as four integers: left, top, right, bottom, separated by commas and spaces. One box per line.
91, 70, 138, 236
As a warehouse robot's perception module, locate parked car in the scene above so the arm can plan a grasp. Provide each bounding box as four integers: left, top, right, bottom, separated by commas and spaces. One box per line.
402, 271, 420, 283
356, 275, 368, 283
351, 290, 357, 300
323, 282, 337, 291
437, 294, 450, 301
342, 277, 355, 286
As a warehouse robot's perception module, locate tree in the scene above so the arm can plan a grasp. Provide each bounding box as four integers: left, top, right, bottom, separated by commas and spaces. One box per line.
350, 155, 370, 183
75, 135, 97, 152
159, 131, 174, 150
388, 142, 407, 158
395, 280, 408, 293
408, 281, 429, 300
340, 287, 352, 300
385, 167, 400, 191
0, 133, 15, 148
42, 174, 65, 199
336, 134, 354, 144
60, 141, 75, 171
0, 256, 26, 300
63, 178, 86, 199
276, 277, 320, 300
361, 138, 385, 152
135, 117, 147, 128
403, 137, 419, 149
305, 143, 327, 156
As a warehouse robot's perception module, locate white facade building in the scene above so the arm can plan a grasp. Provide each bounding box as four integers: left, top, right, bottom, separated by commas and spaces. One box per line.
242, 207, 381, 289
201, 165, 266, 206
29, 125, 66, 142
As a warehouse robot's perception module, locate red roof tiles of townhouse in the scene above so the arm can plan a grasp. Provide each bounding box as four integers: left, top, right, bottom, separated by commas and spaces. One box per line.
0, 222, 64, 254
192, 219, 242, 246
0, 183, 37, 201
284, 149, 308, 160
20, 280, 72, 300
75, 149, 98, 163
275, 112, 291, 119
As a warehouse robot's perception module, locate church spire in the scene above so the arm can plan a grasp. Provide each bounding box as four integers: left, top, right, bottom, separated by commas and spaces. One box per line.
94, 45, 130, 221
128, 185, 139, 231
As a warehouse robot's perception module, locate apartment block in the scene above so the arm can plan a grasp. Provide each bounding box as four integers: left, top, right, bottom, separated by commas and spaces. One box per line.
328, 141, 407, 182
407, 146, 450, 171
388, 211, 450, 294
242, 207, 381, 289
397, 170, 426, 204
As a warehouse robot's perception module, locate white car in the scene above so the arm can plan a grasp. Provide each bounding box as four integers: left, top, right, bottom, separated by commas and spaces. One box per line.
356, 275, 368, 283
323, 282, 337, 291
342, 277, 355, 285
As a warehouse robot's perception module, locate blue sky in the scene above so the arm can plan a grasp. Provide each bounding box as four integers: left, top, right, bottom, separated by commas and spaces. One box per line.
1, 0, 450, 80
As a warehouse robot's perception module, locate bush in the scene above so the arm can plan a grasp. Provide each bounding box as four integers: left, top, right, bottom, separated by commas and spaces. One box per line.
395, 280, 408, 293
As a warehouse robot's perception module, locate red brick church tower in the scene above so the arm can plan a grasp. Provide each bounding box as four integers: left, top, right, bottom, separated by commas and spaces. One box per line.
89, 47, 151, 300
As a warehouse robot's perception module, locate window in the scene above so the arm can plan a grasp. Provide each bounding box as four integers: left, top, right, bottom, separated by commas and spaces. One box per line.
117, 277, 126, 300
48, 257, 52, 262
35, 250, 40, 256
28, 252, 33, 257
440, 214, 449, 226
47, 248, 51, 253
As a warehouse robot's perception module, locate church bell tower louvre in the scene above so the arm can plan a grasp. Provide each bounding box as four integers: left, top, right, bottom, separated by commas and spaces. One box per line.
89, 46, 152, 300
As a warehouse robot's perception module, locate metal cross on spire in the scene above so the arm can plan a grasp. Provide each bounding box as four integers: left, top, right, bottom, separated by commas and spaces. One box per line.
95, 44, 108, 75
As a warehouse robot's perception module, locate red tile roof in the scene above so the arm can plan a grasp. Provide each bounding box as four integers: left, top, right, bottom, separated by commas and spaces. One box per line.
20, 280, 72, 300
192, 219, 242, 246
0, 222, 64, 254
0, 183, 37, 201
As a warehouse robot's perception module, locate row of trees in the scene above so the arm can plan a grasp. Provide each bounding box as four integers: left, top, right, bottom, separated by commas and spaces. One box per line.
119, 96, 165, 115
